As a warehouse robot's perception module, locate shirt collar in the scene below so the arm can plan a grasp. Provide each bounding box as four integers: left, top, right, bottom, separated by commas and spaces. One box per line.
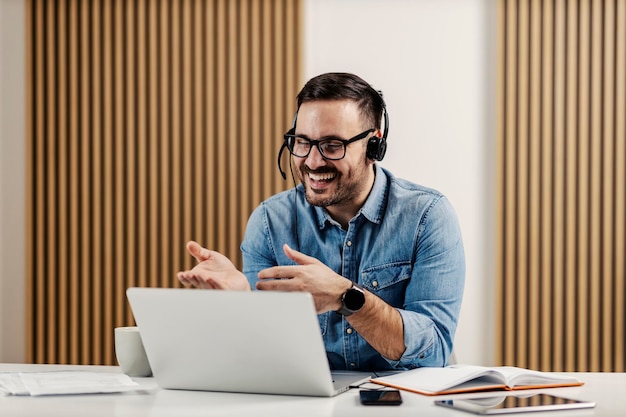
312, 164, 388, 229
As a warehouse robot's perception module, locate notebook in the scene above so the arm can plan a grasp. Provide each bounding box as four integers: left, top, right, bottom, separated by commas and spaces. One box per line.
126, 287, 370, 397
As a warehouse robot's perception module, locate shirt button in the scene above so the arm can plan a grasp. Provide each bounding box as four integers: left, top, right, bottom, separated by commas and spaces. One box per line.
372, 281, 378, 287
346, 328, 353, 335
346, 241, 352, 247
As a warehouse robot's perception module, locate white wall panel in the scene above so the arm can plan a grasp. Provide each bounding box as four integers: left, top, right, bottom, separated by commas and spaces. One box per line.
304, 0, 496, 366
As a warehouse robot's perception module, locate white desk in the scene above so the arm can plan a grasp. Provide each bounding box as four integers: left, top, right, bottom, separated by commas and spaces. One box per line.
1, 364, 624, 416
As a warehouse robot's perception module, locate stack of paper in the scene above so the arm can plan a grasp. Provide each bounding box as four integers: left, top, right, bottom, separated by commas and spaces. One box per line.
0, 371, 139, 396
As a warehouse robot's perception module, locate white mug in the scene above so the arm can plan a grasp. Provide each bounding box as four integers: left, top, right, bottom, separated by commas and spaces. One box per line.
114, 326, 152, 377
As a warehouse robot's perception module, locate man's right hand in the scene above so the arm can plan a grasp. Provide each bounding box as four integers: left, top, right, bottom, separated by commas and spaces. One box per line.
177, 241, 251, 291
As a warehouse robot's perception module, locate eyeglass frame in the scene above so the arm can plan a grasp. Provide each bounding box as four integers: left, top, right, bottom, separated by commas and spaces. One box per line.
283, 128, 376, 160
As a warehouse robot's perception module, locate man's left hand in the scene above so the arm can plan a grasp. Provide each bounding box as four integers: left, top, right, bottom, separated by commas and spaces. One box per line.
256, 244, 352, 313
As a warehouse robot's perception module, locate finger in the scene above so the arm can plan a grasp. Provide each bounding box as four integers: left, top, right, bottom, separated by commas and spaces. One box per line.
178, 270, 203, 286
177, 274, 190, 286
282, 244, 319, 266
177, 271, 194, 285
256, 278, 299, 292
187, 240, 212, 262
179, 275, 201, 288
257, 265, 299, 280
180, 274, 217, 290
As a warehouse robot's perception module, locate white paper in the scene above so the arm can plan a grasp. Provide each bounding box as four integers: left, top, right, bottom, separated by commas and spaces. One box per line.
0, 373, 30, 396
0, 371, 139, 396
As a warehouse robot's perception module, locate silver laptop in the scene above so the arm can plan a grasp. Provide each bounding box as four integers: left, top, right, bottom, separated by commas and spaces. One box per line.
126, 287, 370, 397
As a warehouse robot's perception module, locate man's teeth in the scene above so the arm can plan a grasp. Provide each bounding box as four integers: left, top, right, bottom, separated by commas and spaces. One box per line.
309, 172, 336, 181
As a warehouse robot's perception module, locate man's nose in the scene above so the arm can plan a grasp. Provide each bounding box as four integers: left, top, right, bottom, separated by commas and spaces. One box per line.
305, 144, 326, 168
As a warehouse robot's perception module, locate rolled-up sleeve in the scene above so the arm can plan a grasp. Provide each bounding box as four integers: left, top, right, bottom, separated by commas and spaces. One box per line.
385, 196, 465, 369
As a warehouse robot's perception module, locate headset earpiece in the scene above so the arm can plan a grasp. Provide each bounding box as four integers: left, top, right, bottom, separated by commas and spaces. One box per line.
366, 94, 389, 161
366, 135, 387, 161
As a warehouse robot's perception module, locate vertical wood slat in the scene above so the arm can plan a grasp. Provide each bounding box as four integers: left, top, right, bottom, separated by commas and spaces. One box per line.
516, 0, 529, 369
123, 0, 137, 353
102, 0, 114, 367
57, 0, 69, 365
527, 0, 541, 371
615, 0, 626, 372
26, 0, 302, 365
192, 0, 205, 281
588, 0, 603, 374
182, 0, 193, 272
576, 0, 591, 372
45, 0, 58, 363
226, 0, 238, 263
497, 0, 626, 372
67, 0, 80, 364
147, 0, 159, 290
563, 0, 578, 373
158, 0, 171, 291
113, 0, 127, 328
539, 0, 554, 372
136, 0, 148, 291
552, 0, 566, 371
239, 0, 251, 249
601, 0, 616, 373
92, 0, 104, 366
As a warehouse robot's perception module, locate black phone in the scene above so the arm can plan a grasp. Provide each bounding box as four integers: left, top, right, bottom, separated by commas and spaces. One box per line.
359, 389, 403, 406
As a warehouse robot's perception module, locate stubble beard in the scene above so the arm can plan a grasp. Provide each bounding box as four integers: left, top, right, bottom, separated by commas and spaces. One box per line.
298, 164, 369, 208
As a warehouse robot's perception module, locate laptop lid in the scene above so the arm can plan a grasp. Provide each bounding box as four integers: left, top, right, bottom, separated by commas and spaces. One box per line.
126, 287, 369, 397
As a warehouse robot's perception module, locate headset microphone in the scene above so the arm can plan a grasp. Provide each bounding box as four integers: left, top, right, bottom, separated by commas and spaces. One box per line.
277, 141, 288, 180
278, 112, 298, 180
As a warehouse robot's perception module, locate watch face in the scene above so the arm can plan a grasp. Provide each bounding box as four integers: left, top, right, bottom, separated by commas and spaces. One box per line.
344, 287, 365, 311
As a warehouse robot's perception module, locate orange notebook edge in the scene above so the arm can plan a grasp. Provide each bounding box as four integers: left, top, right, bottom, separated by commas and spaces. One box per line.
370, 379, 585, 396
369, 379, 508, 396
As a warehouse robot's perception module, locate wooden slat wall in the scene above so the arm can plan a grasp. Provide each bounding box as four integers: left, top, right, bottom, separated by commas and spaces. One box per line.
497, 0, 625, 372
26, 0, 302, 365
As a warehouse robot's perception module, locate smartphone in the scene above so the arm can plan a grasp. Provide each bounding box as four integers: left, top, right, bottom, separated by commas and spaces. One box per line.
359, 389, 403, 406
435, 393, 595, 415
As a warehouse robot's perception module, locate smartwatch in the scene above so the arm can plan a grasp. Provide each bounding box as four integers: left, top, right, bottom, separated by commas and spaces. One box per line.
336, 282, 365, 316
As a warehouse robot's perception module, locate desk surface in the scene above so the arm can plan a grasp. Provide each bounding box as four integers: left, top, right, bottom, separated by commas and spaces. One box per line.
1, 364, 624, 416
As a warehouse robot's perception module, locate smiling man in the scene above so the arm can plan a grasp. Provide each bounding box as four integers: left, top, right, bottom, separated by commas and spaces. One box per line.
287, 99, 376, 227
177, 72, 465, 371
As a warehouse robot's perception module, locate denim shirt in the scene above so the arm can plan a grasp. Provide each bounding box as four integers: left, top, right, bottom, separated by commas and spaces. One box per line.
241, 165, 465, 371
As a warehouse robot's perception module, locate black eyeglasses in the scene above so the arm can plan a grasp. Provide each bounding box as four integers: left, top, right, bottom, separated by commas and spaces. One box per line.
283, 128, 375, 160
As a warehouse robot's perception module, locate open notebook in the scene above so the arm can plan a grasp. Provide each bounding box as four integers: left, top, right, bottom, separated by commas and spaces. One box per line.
371, 364, 583, 396
126, 287, 370, 397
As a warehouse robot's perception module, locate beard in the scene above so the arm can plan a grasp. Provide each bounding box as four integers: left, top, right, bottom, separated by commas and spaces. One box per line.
297, 162, 371, 208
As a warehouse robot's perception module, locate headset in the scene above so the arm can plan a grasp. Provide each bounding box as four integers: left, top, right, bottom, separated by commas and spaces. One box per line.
278, 90, 389, 180
365, 91, 389, 161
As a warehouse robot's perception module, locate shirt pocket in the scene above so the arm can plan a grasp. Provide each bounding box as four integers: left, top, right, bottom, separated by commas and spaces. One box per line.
361, 263, 412, 307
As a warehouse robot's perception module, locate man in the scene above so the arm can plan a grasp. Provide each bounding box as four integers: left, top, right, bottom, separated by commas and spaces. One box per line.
178, 72, 465, 371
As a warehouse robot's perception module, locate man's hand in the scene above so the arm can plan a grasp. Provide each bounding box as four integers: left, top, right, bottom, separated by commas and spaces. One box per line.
177, 241, 251, 290
256, 244, 351, 313
258, 244, 405, 359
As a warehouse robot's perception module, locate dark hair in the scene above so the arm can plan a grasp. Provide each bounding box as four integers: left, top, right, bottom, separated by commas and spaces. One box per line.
295, 72, 385, 130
